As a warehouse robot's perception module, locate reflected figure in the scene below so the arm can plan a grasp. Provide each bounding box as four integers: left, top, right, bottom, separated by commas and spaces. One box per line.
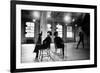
33, 32, 42, 60
54, 31, 64, 58
76, 27, 84, 49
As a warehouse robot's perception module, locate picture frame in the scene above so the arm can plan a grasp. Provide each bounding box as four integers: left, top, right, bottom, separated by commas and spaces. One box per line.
10, 0, 97, 72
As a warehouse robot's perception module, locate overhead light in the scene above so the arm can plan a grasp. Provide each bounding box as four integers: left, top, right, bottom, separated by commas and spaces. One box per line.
72, 18, 75, 22
64, 14, 72, 24
65, 24, 68, 26
47, 12, 51, 18
32, 11, 40, 19
33, 19, 36, 22
75, 24, 77, 27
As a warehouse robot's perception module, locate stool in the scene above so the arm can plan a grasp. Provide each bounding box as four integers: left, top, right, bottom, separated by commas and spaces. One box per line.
38, 48, 50, 61
55, 48, 62, 55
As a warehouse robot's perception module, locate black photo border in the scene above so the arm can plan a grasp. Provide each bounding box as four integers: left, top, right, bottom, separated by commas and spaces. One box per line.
10, 1, 97, 72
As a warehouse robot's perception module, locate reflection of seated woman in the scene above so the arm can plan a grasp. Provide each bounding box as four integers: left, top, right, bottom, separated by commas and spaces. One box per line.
54, 32, 64, 58
33, 32, 42, 60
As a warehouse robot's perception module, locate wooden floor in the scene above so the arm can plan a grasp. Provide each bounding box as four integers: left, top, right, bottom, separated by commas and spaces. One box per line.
21, 41, 90, 63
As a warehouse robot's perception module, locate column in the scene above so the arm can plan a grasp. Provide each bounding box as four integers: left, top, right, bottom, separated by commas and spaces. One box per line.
40, 11, 47, 41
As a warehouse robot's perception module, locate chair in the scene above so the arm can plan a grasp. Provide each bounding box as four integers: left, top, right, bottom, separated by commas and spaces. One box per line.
38, 44, 51, 61
54, 36, 64, 58
55, 43, 64, 55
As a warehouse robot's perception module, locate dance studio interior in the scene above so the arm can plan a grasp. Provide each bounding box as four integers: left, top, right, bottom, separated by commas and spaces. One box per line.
21, 10, 90, 63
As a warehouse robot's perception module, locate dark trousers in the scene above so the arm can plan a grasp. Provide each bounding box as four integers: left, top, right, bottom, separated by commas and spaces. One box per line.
62, 44, 64, 57
77, 39, 84, 48
35, 50, 39, 59
34, 44, 41, 59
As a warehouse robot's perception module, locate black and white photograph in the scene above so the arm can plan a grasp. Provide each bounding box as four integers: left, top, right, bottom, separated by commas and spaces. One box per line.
11, 1, 97, 72
21, 10, 90, 63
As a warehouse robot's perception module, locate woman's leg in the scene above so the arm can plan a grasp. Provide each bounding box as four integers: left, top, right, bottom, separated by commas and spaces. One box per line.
62, 44, 64, 58
76, 39, 81, 49
35, 50, 39, 59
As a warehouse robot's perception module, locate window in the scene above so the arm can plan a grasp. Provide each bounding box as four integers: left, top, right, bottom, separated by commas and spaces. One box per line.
56, 24, 62, 38
25, 22, 35, 37
67, 26, 73, 38
47, 24, 51, 31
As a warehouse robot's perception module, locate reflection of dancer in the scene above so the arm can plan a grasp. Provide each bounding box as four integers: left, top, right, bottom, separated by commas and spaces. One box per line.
54, 32, 64, 58
76, 27, 84, 49
34, 32, 42, 60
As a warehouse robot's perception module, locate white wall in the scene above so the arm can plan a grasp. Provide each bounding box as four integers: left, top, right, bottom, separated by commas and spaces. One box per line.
0, 0, 99, 73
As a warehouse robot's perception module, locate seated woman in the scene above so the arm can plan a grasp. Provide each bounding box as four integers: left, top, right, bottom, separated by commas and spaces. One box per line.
34, 31, 52, 60
42, 31, 52, 50
54, 31, 64, 58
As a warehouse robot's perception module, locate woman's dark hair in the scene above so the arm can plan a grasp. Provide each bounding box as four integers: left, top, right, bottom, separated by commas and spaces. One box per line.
39, 32, 42, 36
54, 31, 58, 36
47, 31, 52, 35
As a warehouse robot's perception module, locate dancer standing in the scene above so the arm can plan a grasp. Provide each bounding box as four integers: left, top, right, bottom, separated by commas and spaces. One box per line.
76, 27, 84, 49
